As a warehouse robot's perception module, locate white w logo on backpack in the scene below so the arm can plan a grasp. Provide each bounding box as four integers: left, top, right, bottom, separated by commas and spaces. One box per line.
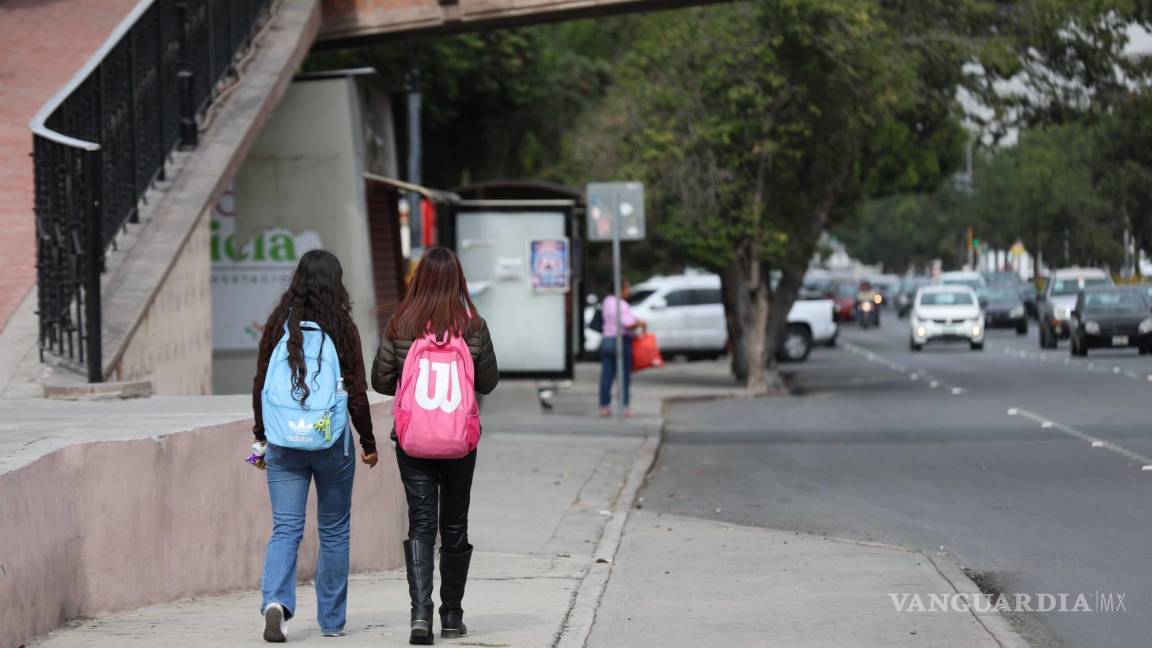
414, 358, 463, 413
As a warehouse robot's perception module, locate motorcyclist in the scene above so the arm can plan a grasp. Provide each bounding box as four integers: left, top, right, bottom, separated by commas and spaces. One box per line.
856, 280, 881, 327
856, 280, 879, 306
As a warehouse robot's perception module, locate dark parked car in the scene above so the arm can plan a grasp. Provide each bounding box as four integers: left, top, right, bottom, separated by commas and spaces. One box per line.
984, 271, 1038, 318
1020, 282, 1039, 318
981, 286, 1028, 335
1069, 287, 1152, 356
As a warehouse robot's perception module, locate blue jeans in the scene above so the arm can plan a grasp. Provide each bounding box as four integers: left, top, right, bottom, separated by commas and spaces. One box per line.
261, 442, 355, 633
599, 336, 634, 407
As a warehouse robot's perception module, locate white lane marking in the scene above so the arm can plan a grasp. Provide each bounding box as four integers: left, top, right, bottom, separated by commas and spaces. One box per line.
838, 340, 962, 394
1012, 408, 1152, 471
992, 341, 1152, 387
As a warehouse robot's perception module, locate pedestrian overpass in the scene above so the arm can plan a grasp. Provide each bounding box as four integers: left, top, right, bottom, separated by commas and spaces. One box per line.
319, 0, 721, 44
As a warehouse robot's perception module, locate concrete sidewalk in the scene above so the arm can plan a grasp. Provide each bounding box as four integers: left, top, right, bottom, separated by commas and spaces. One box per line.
588, 512, 1018, 648
26, 360, 1025, 647
31, 427, 651, 647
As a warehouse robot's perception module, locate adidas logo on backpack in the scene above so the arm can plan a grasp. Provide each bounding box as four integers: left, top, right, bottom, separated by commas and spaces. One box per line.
394, 331, 481, 459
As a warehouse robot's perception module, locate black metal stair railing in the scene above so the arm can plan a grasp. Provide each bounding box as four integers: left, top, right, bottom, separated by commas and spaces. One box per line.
31, 0, 272, 382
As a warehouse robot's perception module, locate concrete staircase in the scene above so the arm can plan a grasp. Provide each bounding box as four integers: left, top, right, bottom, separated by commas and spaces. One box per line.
0, 0, 322, 397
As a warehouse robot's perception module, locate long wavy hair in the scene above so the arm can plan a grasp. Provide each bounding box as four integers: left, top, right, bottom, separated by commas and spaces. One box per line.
257, 250, 365, 405
386, 247, 479, 340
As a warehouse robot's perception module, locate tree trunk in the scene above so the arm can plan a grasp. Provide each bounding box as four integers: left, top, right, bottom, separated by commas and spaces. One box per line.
738, 252, 771, 392
764, 266, 804, 373
761, 166, 852, 383
721, 260, 750, 383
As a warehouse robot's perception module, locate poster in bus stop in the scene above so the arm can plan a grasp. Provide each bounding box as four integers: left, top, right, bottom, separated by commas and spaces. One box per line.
529, 238, 570, 292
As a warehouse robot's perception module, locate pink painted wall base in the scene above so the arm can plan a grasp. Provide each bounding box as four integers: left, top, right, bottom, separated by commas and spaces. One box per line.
0, 400, 405, 648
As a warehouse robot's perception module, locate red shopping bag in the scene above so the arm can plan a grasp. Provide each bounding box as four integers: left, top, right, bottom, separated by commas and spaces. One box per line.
631, 333, 664, 372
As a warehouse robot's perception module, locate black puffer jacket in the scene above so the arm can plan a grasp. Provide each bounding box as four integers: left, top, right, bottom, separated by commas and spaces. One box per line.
372, 318, 499, 398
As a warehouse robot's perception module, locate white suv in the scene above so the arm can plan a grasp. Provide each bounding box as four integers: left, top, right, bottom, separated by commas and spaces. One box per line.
909, 285, 985, 351
584, 273, 837, 362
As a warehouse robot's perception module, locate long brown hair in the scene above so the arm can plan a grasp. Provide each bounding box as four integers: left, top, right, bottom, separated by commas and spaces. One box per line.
257, 249, 366, 404
386, 247, 478, 340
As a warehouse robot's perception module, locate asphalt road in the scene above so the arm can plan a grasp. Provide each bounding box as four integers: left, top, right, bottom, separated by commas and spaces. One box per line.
643, 313, 1152, 648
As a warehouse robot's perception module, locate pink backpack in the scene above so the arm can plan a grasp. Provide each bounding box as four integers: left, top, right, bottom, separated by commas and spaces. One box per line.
394, 331, 481, 459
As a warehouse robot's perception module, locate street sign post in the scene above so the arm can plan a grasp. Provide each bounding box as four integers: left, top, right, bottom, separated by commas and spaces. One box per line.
586, 182, 646, 418
587, 182, 646, 242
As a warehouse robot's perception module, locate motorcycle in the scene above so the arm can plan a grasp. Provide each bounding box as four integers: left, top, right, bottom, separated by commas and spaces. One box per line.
895, 292, 912, 319
857, 295, 881, 329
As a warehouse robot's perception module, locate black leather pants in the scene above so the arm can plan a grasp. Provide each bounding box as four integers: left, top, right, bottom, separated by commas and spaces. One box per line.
395, 446, 477, 552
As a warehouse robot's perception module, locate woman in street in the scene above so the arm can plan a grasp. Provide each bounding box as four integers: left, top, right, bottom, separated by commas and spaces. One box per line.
598, 280, 647, 417
372, 247, 499, 644
251, 250, 379, 642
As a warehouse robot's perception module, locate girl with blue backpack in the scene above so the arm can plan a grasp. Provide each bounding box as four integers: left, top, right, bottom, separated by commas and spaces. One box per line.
372, 247, 499, 645
251, 249, 379, 642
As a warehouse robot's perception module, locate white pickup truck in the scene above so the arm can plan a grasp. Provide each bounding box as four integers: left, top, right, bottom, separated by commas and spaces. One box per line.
584, 273, 837, 362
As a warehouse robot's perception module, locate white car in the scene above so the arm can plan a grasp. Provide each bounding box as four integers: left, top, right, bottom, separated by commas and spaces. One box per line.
584, 273, 837, 362
909, 285, 985, 351
938, 270, 987, 292
1038, 267, 1113, 348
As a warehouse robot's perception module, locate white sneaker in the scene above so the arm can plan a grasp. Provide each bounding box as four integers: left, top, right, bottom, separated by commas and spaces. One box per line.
263, 603, 287, 643
322, 625, 347, 637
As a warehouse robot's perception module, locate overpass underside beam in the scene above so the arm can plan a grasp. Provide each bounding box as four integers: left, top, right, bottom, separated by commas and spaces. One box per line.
318, 0, 725, 46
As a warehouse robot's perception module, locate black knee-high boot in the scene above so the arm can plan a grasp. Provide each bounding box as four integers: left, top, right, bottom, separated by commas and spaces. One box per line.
439, 544, 473, 638
405, 540, 436, 645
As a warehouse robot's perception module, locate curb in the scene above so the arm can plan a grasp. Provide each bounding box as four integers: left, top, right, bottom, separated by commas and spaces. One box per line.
925, 553, 1032, 648
656, 375, 797, 418
553, 430, 661, 648
551, 391, 1031, 648
42, 379, 152, 400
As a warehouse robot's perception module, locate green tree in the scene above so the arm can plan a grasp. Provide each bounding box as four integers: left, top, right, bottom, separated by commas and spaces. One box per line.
835, 121, 1123, 274
573, 1, 1150, 388
972, 124, 1120, 269
572, 1, 974, 389
833, 189, 969, 272
1096, 92, 1152, 275
305, 19, 635, 188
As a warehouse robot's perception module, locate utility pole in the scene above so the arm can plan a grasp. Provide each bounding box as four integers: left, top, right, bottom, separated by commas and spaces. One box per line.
407, 49, 424, 257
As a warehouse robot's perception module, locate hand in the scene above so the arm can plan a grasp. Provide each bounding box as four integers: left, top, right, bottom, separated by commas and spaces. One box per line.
361, 452, 379, 468
246, 439, 267, 471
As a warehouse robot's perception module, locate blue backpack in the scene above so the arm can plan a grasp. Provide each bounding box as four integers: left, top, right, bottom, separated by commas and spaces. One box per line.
261, 321, 349, 452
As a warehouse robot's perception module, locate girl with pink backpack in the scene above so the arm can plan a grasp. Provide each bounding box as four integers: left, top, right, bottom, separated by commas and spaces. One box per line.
372, 247, 499, 644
